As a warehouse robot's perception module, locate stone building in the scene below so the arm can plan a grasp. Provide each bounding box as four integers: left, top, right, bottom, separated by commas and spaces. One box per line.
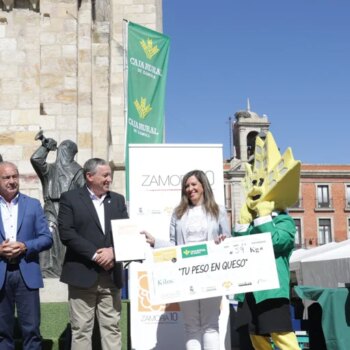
0, 0, 162, 198
224, 103, 350, 247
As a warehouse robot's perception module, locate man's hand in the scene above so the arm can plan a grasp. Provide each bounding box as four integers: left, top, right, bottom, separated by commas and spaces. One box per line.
0, 239, 11, 258
8, 242, 27, 258
0, 240, 26, 258
95, 247, 115, 271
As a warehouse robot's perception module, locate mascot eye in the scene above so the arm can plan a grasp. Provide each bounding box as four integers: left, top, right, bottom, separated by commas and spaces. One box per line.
259, 178, 264, 186
252, 180, 257, 186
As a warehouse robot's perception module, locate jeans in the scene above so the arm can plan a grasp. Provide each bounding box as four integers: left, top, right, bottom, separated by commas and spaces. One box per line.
180, 296, 222, 350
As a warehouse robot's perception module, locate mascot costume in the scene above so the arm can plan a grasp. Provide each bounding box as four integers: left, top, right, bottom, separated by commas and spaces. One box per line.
233, 131, 301, 350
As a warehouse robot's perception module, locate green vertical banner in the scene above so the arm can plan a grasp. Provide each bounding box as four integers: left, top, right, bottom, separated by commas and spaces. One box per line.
125, 21, 170, 198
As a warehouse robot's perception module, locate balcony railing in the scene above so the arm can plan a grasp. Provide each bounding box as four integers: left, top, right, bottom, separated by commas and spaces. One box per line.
315, 198, 333, 210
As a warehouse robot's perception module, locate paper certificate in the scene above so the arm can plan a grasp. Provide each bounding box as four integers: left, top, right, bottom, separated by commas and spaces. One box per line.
147, 233, 279, 304
111, 219, 146, 262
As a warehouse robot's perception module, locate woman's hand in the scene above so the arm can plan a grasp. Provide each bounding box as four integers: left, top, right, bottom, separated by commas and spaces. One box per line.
141, 230, 155, 247
214, 234, 227, 245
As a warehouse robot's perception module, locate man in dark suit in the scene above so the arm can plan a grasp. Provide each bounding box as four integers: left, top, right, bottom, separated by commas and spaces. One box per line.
58, 158, 128, 350
0, 161, 53, 349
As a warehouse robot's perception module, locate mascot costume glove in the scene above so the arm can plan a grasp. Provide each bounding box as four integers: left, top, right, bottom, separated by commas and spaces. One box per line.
239, 203, 255, 224
255, 200, 275, 217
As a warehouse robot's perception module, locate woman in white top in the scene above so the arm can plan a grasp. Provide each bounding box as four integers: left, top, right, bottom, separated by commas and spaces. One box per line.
143, 170, 230, 350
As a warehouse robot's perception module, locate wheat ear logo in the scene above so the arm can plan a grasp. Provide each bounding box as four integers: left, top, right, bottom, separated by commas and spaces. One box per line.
134, 97, 152, 119
140, 38, 160, 60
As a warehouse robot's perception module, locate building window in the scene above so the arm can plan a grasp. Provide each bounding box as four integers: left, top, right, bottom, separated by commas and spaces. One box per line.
317, 185, 331, 208
318, 218, 332, 245
346, 185, 350, 209
294, 218, 302, 247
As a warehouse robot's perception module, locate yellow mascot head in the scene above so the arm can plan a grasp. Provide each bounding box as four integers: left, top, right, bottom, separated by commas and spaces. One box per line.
242, 131, 301, 213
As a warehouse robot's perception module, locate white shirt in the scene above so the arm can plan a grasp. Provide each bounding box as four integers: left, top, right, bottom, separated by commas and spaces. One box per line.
0, 194, 19, 242
184, 205, 208, 243
87, 187, 106, 234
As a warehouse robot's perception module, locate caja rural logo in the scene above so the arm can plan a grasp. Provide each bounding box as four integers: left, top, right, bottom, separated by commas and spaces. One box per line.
134, 97, 152, 119
133, 38, 160, 119
181, 244, 208, 258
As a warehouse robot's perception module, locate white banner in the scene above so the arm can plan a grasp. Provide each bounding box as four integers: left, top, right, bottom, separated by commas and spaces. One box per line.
128, 144, 230, 350
148, 233, 279, 304
128, 144, 225, 241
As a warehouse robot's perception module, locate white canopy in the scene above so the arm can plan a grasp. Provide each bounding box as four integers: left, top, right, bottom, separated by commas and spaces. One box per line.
290, 243, 337, 272
301, 239, 350, 262
291, 239, 350, 288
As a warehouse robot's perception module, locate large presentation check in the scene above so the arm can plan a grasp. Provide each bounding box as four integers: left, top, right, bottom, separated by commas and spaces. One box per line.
147, 233, 279, 304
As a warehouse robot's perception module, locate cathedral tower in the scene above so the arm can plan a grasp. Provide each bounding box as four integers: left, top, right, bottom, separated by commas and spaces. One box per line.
232, 99, 270, 164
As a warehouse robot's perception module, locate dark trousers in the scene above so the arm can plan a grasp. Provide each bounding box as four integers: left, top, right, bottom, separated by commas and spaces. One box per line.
0, 266, 41, 350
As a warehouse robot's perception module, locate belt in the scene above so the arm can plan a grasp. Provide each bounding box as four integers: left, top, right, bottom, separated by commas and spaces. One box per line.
7, 264, 19, 271
6, 258, 20, 271
7, 257, 20, 265
46, 198, 60, 202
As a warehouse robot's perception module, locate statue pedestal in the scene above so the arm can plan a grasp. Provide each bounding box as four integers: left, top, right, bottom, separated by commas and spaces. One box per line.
40, 278, 68, 302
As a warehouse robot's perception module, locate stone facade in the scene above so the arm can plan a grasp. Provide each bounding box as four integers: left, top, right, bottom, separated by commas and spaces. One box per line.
0, 0, 162, 198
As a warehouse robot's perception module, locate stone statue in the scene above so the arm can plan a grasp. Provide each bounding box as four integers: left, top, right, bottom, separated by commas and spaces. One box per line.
31, 130, 85, 277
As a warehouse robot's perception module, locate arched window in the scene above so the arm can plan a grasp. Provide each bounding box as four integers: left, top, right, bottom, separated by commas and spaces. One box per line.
246, 131, 259, 162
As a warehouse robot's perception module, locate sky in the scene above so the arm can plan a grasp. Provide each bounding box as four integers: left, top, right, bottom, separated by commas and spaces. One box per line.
162, 0, 350, 164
